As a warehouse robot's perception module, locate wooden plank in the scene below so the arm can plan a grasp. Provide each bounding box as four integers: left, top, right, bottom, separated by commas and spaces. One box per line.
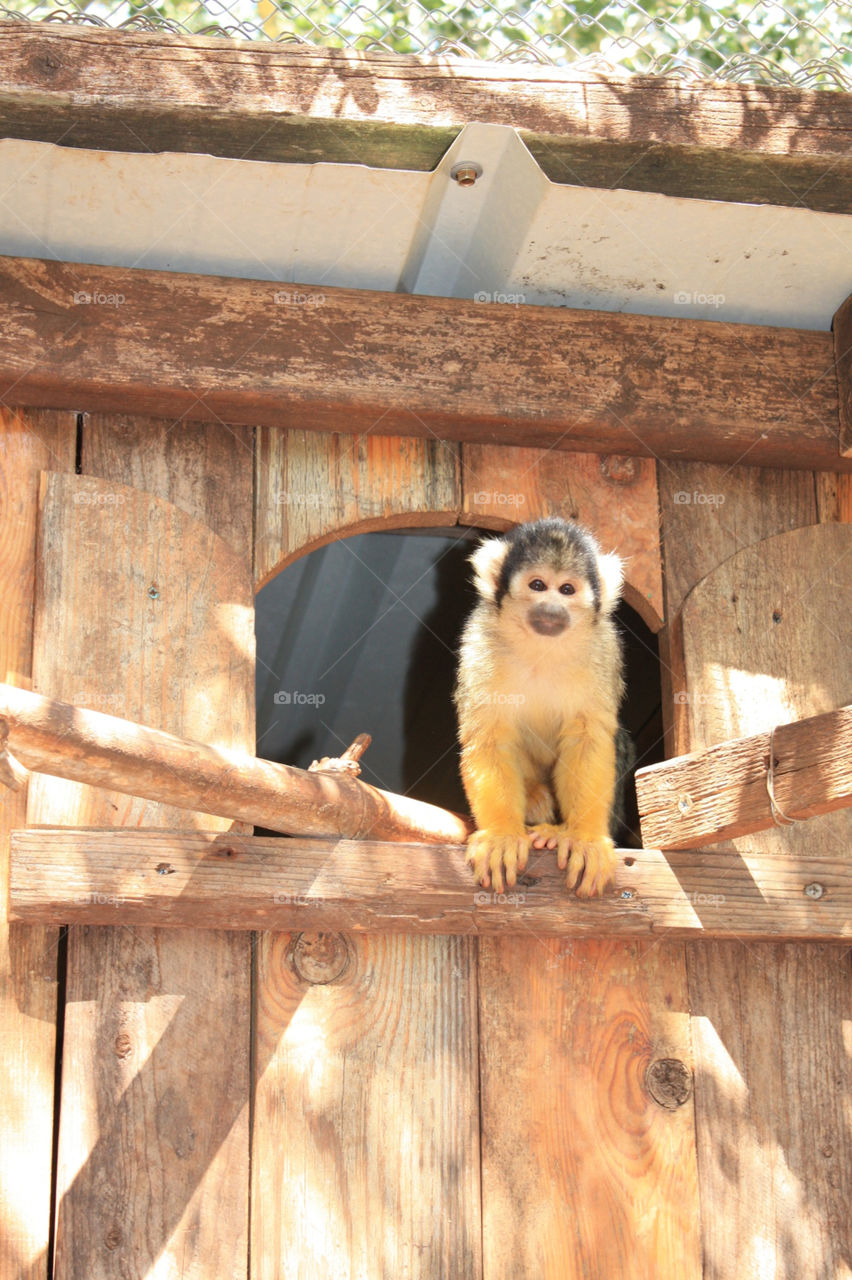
0, 409, 75, 1280
636, 705, 852, 849
479, 938, 700, 1278
460, 445, 663, 629
254, 426, 461, 586
252, 931, 481, 1280
28, 462, 255, 1278
667, 514, 852, 1276
656, 461, 818, 753
1, 681, 471, 844
3, 24, 852, 211
1, 256, 848, 474
10, 828, 852, 942
81, 414, 253, 553
252, 429, 479, 1278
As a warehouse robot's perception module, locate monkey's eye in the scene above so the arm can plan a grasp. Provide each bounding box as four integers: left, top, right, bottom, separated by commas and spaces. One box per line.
559, 583, 576, 596
528, 578, 547, 592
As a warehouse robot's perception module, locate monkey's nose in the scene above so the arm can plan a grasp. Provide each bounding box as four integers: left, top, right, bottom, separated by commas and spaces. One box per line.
529, 605, 568, 636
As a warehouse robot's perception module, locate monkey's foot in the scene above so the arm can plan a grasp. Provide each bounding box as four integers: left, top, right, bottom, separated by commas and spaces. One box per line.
528, 825, 616, 897
466, 829, 530, 894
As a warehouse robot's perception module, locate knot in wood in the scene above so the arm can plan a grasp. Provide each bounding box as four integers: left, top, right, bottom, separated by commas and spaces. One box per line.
114, 1031, 133, 1060
600, 455, 640, 485
645, 1058, 692, 1109
292, 932, 351, 985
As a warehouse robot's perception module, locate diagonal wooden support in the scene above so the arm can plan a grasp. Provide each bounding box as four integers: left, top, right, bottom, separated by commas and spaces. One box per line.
635, 704, 852, 850
0, 683, 470, 844
8, 828, 852, 941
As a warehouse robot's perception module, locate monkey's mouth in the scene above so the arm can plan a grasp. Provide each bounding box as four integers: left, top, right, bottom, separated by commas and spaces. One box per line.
529, 610, 568, 637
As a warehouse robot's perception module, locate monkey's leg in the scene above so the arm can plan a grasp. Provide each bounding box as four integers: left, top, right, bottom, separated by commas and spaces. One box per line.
529, 718, 617, 897
461, 737, 531, 893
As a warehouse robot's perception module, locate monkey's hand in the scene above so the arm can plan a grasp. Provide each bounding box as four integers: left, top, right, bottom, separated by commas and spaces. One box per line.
466, 828, 530, 894
529, 825, 616, 898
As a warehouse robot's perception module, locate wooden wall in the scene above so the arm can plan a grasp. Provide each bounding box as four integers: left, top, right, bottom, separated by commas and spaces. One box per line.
1, 414, 850, 1278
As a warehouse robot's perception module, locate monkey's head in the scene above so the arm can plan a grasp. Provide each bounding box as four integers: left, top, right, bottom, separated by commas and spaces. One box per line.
470, 518, 623, 640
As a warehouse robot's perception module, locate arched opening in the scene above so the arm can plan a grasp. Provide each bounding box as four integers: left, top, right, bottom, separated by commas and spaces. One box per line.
256, 527, 663, 843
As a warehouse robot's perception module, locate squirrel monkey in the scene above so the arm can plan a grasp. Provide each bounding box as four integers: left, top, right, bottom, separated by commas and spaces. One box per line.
454, 518, 624, 897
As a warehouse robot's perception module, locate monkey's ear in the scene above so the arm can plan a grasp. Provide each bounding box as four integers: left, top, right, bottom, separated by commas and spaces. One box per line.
470, 536, 509, 601
597, 551, 624, 615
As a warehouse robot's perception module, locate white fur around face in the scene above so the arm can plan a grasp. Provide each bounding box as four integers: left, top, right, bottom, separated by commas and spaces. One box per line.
469, 536, 509, 601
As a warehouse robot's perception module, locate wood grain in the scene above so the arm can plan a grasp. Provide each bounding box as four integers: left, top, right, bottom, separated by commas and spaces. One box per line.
3, 24, 852, 210
1, 256, 847, 473
0, 409, 75, 1280
460, 445, 663, 629
81, 414, 253, 553
656, 461, 819, 752
479, 937, 701, 1279
255, 426, 461, 587
668, 513, 852, 1277
253, 931, 481, 1279
30, 452, 255, 1278
252, 429, 481, 1277
636, 704, 852, 849
10, 829, 852, 942
1, 681, 472, 843
832, 291, 852, 457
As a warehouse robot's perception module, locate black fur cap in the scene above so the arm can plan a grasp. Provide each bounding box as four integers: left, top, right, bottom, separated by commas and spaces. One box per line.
494, 518, 603, 613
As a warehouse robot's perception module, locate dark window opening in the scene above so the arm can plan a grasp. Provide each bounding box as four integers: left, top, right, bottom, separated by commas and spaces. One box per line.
255, 528, 663, 844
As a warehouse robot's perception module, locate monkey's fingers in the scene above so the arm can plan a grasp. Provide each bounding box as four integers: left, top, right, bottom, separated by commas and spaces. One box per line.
466, 830, 529, 894
568, 838, 617, 898
528, 823, 572, 868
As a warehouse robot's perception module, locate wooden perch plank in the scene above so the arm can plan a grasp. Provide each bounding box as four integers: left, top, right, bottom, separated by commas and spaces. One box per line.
0, 678, 470, 845
2, 23, 852, 210
1, 257, 847, 472
9, 829, 852, 941
636, 705, 852, 849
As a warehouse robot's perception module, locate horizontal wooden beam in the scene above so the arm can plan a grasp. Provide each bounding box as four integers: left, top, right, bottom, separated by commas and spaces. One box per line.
636, 705, 852, 850
0, 683, 470, 845
2, 23, 852, 211
1, 257, 848, 471
9, 828, 852, 940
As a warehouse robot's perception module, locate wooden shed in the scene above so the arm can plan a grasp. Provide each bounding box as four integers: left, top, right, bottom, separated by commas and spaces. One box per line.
1, 20, 851, 1279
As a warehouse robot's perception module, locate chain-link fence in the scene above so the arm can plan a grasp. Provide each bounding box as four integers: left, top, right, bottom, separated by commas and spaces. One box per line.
1, 0, 851, 88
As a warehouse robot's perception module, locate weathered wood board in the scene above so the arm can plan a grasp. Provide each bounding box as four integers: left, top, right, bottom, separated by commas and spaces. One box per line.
255, 426, 461, 586
664, 505, 852, 1278
479, 938, 701, 1279
3, 24, 852, 211
636, 704, 852, 848
0, 409, 75, 1280
253, 931, 481, 1280
11, 829, 852, 942
1, 257, 846, 473
252, 427, 481, 1278
29, 459, 255, 1279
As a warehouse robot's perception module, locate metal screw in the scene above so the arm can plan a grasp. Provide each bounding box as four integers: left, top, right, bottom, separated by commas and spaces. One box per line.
804, 882, 825, 900
677, 793, 693, 815
621, 888, 635, 900
450, 161, 483, 186
147, 585, 160, 599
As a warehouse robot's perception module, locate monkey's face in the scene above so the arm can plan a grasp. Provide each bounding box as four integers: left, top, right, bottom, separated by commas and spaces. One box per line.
506, 560, 596, 639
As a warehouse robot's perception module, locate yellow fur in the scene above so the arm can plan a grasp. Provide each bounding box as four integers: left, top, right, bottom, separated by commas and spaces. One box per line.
455, 520, 623, 896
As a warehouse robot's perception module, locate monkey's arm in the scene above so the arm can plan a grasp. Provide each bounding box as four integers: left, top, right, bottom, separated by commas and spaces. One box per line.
460, 729, 530, 894
530, 715, 617, 897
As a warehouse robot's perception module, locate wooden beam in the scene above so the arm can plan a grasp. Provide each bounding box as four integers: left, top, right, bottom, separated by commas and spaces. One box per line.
0, 682, 470, 845
8, 828, 852, 940
2, 23, 852, 211
636, 705, 852, 849
1, 257, 848, 472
